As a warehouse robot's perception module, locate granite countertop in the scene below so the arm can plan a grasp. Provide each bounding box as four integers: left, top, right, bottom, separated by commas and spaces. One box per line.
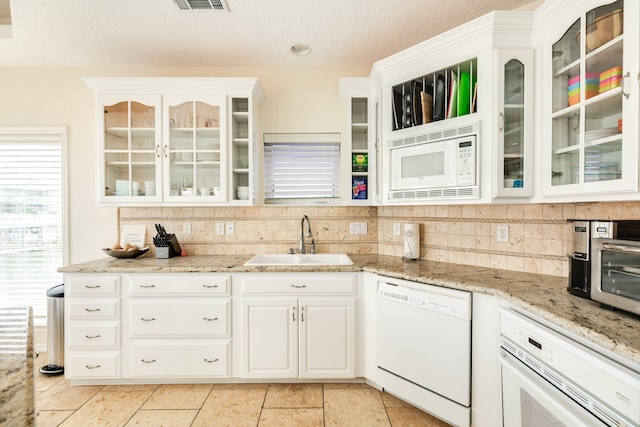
59, 253, 640, 367
0, 306, 35, 427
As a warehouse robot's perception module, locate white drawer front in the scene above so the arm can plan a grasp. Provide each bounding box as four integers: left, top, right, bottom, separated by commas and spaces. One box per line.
67, 322, 120, 349
66, 352, 120, 378
127, 341, 229, 377
128, 300, 230, 337
68, 298, 120, 319
126, 274, 230, 296
66, 275, 119, 296
241, 273, 357, 295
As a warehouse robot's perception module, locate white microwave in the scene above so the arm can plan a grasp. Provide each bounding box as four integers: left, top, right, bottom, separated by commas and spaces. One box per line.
389, 134, 478, 201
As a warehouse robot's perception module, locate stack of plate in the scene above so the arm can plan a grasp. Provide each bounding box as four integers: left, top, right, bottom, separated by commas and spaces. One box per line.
585, 127, 620, 143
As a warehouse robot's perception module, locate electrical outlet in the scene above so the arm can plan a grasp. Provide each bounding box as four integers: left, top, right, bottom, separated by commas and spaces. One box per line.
183, 223, 191, 235
216, 222, 225, 235
393, 223, 401, 236
225, 222, 234, 235
497, 225, 509, 242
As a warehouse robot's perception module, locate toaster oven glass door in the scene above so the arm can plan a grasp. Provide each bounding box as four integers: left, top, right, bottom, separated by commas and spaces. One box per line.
600, 249, 640, 302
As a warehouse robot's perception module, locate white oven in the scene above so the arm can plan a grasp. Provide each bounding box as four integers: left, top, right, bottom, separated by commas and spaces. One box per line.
500, 309, 640, 427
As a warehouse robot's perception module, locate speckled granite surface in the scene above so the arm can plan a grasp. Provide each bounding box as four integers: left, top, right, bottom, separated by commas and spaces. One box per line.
0, 306, 34, 427
59, 253, 640, 367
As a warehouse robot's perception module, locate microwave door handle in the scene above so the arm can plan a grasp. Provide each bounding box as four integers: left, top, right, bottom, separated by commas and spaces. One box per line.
601, 243, 640, 254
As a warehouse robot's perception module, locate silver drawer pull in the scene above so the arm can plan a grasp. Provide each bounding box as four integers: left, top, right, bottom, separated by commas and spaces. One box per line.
85, 364, 101, 369
203, 284, 219, 288
85, 334, 101, 339
141, 359, 156, 364
203, 317, 219, 321
140, 317, 156, 322
84, 285, 101, 289
291, 284, 307, 288
139, 284, 156, 288
204, 358, 219, 363
85, 308, 101, 312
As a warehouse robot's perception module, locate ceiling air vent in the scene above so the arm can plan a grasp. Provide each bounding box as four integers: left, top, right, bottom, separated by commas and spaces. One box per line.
173, 0, 229, 11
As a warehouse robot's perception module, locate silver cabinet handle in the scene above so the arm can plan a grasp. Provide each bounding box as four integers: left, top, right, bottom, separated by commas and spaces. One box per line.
155, 144, 160, 158
84, 285, 101, 289
204, 358, 219, 363
85, 308, 101, 312
291, 284, 307, 288
301, 306, 305, 322
203, 317, 219, 321
498, 112, 505, 131
139, 284, 156, 288
85, 334, 101, 339
621, 71, 631, 99
141, 359, 156, 364
292, 306, 296, 322
163, 144, 168, 158
203, 284, 219, 288
85, 364, 101, 370
140, 317, 156, 322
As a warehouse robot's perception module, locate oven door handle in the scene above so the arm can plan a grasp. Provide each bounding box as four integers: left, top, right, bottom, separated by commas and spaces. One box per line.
602, 242, 640, 254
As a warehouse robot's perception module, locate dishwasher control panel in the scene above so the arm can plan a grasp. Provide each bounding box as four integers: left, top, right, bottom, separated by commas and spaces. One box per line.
378, 282, 471, 320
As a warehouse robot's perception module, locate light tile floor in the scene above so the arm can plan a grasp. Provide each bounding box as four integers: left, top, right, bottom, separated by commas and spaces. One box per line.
34, 364, 452, 426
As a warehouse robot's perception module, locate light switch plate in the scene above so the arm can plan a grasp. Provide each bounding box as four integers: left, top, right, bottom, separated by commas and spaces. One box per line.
393, 223, 401, 236
216, 222, 225, 235
349, 222, 367, 235
497, 225, 509, 242
183, 223, 191, 235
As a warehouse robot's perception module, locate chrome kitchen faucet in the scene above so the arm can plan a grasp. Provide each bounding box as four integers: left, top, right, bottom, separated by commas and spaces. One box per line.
300, 215, 315, 254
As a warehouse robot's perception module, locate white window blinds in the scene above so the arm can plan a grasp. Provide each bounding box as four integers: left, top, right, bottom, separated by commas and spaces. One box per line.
264, 133, 341, 203
0, 128, 66, 325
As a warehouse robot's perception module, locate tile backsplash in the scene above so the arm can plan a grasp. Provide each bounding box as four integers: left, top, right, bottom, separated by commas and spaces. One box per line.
119, 201, 640, 278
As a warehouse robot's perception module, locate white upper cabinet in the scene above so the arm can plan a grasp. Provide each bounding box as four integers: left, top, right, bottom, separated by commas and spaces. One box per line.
370, 11, 534, 205
84, 77, 262, 206
537, 0, 639, 200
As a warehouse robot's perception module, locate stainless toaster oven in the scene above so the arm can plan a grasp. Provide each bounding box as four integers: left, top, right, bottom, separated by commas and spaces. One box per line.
591, 238, 640, 316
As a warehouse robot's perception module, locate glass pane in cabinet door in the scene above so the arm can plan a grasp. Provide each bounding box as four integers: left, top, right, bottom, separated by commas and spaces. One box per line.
551, 112, 580, 186
504, 60, 525, 187
585, 0, 623, 55
104, 102, 129, 150
169, 162, 194, 197
104, 153, 129, 196
132, 152, 157, 197
552, 19, 580, 113
131, 102, 155, 129
195, 163, 221, 196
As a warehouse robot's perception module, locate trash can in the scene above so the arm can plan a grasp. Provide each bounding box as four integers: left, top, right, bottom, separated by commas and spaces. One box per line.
40, 284, 64, 375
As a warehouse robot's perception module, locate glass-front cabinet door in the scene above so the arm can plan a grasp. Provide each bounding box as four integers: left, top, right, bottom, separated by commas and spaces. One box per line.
496, 50, 533, 198
100, 95, 162, 203
545, 0, 638, 197
163, 95, 227, 202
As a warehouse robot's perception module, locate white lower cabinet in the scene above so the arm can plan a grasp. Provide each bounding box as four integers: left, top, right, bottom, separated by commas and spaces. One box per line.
65, 274, 122, 380
122, 273, 232, 379
239, 273, 358, 379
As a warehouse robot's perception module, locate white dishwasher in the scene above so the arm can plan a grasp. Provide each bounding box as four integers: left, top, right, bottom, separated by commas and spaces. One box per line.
376, 278, 472, 427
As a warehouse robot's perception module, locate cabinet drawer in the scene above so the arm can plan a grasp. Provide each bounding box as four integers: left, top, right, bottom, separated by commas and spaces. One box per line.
128, 299, 230, 337
241, 273, 357, 295
67, 322, 120, 349
127, 341, 230, 377
66, 352, 120, 378
68, 298, 120, 319
66, 275, 120, 296
126, 274, 230, 296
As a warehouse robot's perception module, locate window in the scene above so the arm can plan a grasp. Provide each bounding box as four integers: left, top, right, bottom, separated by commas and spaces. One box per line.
264, 133, 340, 203
0, 127, 67, 325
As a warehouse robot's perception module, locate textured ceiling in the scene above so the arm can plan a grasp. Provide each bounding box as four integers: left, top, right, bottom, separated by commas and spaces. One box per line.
0, 0, 540, 68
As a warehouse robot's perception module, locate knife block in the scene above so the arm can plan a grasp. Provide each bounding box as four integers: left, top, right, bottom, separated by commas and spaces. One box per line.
155, 234, 181, 259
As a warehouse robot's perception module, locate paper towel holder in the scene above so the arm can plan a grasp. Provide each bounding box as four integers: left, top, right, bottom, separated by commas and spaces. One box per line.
403, 223, 420, 261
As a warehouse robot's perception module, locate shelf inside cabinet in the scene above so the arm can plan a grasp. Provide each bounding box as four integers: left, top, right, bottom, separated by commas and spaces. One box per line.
232, 112, 249, 124
352, 123, 368, 134
233, 138, 249, 147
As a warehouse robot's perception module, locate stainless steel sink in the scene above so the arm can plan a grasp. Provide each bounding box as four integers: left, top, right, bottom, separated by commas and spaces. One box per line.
244, 253, 353, 266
